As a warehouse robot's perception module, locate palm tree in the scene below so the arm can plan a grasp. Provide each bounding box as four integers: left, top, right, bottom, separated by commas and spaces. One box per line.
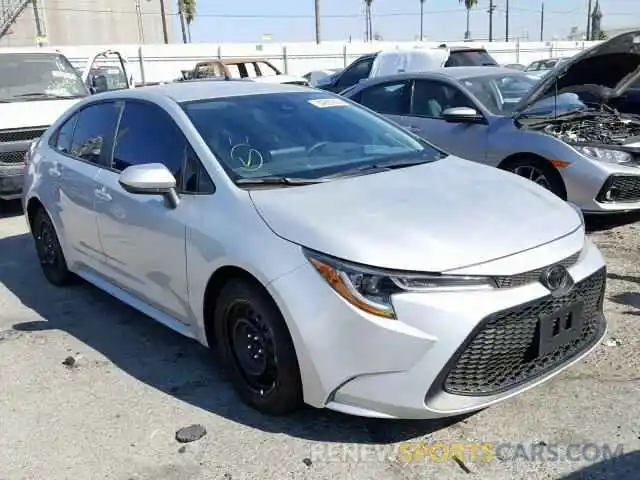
419, 0, 424, 41
459, 0, 477, 40
178, 0, 196, 43
364, 0, 373, 41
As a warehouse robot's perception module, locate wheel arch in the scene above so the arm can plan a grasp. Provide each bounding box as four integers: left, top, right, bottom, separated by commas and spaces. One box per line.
202, 265, 277, 347
498, 152, 568, 200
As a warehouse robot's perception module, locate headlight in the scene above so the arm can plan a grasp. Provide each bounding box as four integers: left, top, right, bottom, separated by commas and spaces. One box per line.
304, 249, 496, 319
574, 146, 632, 165
568, 202, 584, 226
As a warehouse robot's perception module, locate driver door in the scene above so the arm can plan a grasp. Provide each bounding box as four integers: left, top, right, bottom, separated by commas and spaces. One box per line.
93, 100, 193, 324
404, 79, 489, 162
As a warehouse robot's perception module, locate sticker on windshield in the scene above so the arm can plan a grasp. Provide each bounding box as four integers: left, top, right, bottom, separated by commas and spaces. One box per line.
308, 98, 348, 108
51, 71, 78, 80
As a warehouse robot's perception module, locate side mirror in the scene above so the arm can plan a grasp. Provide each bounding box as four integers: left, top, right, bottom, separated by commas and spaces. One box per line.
118, 163, 180, 209
441, 107, 485, 124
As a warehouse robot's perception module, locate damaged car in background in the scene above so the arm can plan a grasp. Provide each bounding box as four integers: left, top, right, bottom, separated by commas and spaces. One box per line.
343, 30, 640, 213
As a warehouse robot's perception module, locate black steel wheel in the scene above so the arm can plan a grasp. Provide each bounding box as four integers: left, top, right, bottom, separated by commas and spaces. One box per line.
32, 208, 72, 286
214, 278, 303, 415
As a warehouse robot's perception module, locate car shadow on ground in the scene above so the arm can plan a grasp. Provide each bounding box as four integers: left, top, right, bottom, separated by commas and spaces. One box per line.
585, 212, 640, 233
557, 451, 640, 479
0, 200, 23, 219
1, 232, 472, 444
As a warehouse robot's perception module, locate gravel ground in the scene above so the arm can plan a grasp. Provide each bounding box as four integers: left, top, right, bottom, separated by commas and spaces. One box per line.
0, 200, 638, 480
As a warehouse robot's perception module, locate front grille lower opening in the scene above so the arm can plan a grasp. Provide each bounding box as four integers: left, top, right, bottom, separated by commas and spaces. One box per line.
437, 268, 607, 397
596, 175, 640, 203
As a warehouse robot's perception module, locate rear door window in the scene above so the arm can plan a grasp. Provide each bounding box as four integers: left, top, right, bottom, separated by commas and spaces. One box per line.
69, 102, 121, 166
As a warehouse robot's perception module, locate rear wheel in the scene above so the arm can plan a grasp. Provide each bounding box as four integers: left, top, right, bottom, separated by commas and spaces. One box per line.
213, 278, 303, 415
32, 208, 73, 286
503, 156, 566, 199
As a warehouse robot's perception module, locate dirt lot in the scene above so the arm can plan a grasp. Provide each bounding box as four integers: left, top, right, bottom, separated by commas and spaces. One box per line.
0, 200, 639, 480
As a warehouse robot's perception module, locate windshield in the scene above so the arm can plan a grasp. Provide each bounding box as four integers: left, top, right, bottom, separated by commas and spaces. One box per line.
460, 73, 539, 115
445, 50, 498, 67
0, 53, 89, 100
182, 91, 445, 182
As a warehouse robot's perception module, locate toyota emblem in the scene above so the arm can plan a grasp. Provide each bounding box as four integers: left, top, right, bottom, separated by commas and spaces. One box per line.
540, 265, 574, 297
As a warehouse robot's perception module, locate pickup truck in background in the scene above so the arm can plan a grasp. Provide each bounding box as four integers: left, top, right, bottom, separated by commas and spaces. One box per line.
0, 49, 130, 201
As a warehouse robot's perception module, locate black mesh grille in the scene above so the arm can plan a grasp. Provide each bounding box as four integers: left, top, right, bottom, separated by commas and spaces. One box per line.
441, 268, 606, 397
0, 151, 26, 165
0, 127, 47, 143
596, 175, 640, 203
494, 251, 581, 288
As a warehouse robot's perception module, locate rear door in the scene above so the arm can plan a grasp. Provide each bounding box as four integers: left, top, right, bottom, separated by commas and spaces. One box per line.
45, 101, 122, 271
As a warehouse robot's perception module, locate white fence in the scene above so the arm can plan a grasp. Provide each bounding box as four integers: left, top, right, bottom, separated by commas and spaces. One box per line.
0, 39, 600, 84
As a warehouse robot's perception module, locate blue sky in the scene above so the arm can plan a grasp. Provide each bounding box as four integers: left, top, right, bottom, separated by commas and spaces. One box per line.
178, 0, 639, 44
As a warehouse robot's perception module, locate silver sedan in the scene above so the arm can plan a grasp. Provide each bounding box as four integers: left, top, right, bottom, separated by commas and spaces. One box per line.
23, 80, 605, 419
342, 30, 640, 214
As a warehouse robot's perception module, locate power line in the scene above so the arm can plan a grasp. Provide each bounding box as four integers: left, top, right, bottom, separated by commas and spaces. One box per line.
28, 5, 639, 18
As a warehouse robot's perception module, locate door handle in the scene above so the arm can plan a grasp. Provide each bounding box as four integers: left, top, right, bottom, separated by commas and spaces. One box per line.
94, 187, 112, 202
48, 164, 61, 178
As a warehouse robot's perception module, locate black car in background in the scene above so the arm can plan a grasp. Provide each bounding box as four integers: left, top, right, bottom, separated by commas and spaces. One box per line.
316, 46, 498, 93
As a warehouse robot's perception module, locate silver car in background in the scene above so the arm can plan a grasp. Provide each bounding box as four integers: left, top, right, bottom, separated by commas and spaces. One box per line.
343, 30, 640, 214
23, 81, 606, 419
523, 57, 570, 80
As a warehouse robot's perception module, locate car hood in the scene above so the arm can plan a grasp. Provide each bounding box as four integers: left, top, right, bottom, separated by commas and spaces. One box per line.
249, 157, 581, 272
514, 30, 640, 114
0, 99, 82, 130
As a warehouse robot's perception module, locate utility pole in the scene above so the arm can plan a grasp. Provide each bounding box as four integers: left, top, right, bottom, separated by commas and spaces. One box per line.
314, 0, 320, 43
32, 0, 44, 39
364, 7, 369, 41
586, 0, 592, 40
488, 0, 496, 42
135, 0, 145, 43
505, 0, 509, 41
419, 0, 424, 41
159, 0, 169, 43
540, 2, 544, 41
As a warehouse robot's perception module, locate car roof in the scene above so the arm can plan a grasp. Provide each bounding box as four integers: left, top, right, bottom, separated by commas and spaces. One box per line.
91, 80, 312, 103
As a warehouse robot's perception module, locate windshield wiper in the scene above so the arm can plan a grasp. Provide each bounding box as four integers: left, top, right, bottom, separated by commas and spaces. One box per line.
321, 159, 432, 179
235, 177, 327, 186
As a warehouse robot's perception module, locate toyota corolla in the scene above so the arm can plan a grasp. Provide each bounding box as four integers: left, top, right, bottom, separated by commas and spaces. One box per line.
23, 81, 607, 419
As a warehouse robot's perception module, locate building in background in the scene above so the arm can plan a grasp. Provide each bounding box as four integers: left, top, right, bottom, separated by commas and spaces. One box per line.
0, 0, 174, 47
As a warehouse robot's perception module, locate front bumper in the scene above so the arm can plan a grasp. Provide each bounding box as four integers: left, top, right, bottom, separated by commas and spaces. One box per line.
0, 163, 25, 200
561, 157, 640, 213
268, 236, 606, 419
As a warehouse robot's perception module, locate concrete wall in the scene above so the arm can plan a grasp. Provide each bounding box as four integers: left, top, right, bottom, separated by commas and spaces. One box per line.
1, 0, 174, 46
0, 39, 601, 83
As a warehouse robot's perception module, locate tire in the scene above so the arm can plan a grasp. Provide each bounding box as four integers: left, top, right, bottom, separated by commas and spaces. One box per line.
213, 278, 303, 415
32, 208, 73, 286
503, 156, 566, 199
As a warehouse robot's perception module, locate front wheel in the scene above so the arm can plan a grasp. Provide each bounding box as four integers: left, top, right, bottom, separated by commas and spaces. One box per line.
503, 157, 566, 199
213, 278, 303, 415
